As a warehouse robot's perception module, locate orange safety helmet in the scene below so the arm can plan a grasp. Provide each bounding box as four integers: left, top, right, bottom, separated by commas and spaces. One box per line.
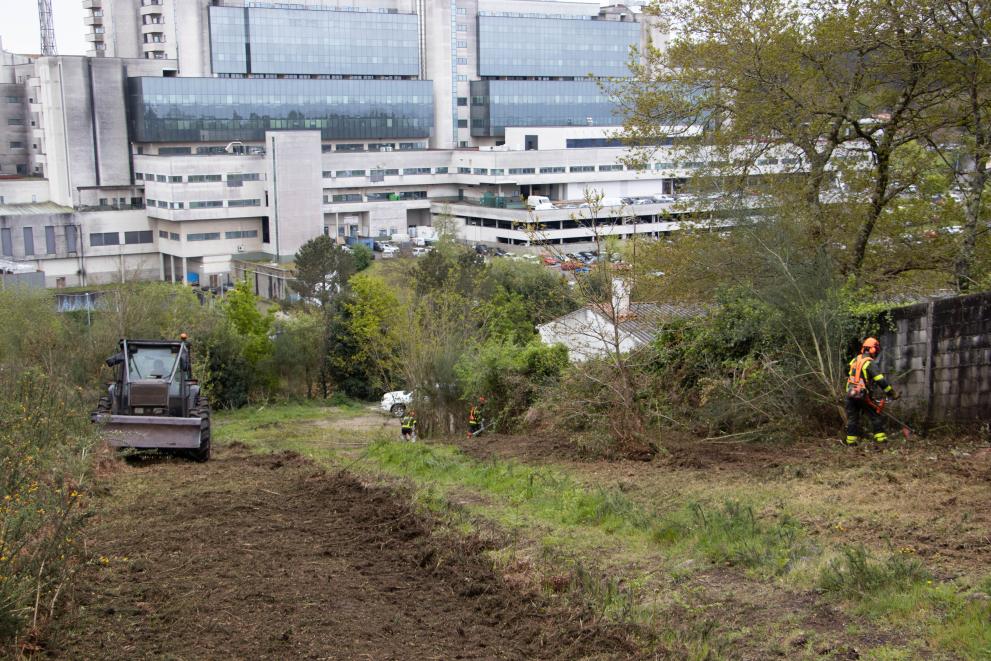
861, 337, 881, 356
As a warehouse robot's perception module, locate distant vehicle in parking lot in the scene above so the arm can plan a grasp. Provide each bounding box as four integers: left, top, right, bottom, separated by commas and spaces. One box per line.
633, 198, 654, 205
380, 244, 399, 257
541, 255, 559, 266
412, 246, 430, 257
560, 260, 582, 271
493, 247, 509, 257
475, 244, 490, 255
525, 195, 552, 209
652, 194, 676, 203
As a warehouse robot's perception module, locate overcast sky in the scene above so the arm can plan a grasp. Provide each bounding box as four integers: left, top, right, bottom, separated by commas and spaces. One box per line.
2, 0, 88, 56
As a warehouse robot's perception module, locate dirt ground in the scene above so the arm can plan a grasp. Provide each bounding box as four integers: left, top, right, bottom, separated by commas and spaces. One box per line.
49, 444, 634, 660
454, 431, 991, 580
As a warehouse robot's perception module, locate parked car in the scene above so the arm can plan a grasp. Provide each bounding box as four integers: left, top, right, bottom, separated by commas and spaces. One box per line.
493, 247, 510, 257
475, 244, 490, 255
541, 255, 559, 266
412, 246, 431, 257
652, 194, 676, 203
560, 260, 583, 271
525, 195, 552, 209
380, 244, 399, 257
380, 390, 413, 416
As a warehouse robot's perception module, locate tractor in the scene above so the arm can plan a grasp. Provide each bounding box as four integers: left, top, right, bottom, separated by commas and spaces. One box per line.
91, 334, 211, 461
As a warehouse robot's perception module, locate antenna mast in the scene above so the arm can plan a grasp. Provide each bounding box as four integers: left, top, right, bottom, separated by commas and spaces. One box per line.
38, 0, 58, 56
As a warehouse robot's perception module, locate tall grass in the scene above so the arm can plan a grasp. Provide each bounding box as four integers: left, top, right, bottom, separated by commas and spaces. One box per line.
0, 371, 94, 643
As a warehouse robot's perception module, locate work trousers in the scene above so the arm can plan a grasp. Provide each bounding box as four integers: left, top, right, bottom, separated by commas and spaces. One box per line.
845, 397, 884, 438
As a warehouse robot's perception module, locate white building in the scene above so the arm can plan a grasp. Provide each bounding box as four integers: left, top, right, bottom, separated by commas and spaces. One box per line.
1, 1, 789, 289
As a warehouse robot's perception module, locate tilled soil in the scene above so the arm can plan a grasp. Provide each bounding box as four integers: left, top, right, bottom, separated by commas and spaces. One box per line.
51, 445, 634, 660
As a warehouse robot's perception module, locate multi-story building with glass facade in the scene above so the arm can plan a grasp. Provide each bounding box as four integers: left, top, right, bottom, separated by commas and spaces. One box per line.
3, 0, 787, 289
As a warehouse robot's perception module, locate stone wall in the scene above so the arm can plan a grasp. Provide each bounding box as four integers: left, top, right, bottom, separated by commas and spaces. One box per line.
880, 291, 991, 424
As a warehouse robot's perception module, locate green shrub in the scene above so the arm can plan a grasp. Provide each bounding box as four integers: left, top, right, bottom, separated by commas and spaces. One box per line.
0, 371, 94, 642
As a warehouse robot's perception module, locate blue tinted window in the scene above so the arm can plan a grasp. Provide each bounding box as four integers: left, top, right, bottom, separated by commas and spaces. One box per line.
209, 6, 419, 76
470, 80, 620, 137
129, 77, 434, 142
478, 16, 638, 78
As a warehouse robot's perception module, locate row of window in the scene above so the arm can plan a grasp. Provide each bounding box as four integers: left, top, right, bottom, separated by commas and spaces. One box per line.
90, 231, 154, 247
144, 198, 262, 209
158, 229, 258, 242
324, 191, 427, 203
0, 226, 76, 257
136, 172, 264, 183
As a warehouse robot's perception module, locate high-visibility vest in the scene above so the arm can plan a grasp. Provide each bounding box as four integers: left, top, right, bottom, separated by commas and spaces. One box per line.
847, 354, 872, 400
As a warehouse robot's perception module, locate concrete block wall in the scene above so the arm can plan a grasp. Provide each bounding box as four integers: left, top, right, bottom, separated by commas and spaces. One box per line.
880, 291, 991, 424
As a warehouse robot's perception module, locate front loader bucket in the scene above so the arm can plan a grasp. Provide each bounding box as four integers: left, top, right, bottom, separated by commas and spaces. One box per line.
93, 414, 204, 450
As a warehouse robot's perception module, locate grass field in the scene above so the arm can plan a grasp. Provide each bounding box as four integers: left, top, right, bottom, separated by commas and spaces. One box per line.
213, 402, 991, 659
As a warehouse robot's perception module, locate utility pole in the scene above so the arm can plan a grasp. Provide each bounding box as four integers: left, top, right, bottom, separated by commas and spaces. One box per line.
38, 0, 58, 56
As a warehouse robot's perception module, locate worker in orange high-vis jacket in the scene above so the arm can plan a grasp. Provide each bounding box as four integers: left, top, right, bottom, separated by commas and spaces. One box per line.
844, 337, 899, 446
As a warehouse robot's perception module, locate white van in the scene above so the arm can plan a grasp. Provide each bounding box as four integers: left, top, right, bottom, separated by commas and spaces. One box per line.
526, 195, 552, 209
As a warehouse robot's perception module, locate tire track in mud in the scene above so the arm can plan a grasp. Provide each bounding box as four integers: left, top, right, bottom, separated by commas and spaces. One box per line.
52, 445, 635, 660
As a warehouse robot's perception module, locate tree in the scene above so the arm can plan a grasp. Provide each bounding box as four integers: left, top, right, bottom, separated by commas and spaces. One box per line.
351, 243, 373, 272
338, 273, 404, 394
291, 235, 356, 308
613, 0, 953, 285
921, 0, 991, 291
272, 312, 324, 397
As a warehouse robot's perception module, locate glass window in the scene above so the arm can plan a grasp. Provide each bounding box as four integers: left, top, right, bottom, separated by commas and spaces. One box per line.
456, 40, 468, 48
540, 166, 565, 173
159, 230, 169, 239
168, 175, 183, 183
334, 170, 366, 178
187, 232, 221, 241
170, 232, 179, 240
128, 346, 178, 379
187, 174, 222, 183
457, 119, 468, 128
434, 167, 448, 174
0, 228, 11, 256
129, 77, 434, 142
228, 199, 261, 207
124, 230, 154, 244
331, 194, 362, 202
457, 97, 468, 107
457, 57, 468, 65
189, 201, 224, 208
403, 167, 431, 175
45, 226, 56, 254
65, 226, 78, 253
477, 15, 638, 78
22, 227, 34, 256
90, 232, 120, 247
469, 79, 621, 138
225, 230, 258, 239
209, 5, 420, 77
456, 7, 467, 14
598, 164, 623, 171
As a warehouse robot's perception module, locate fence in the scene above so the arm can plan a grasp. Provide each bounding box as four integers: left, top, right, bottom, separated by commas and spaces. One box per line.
880, 291, 991, 425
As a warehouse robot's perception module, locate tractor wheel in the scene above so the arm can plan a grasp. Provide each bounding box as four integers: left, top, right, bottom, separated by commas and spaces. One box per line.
188, 397, 212, 462
390, 403, 406, 417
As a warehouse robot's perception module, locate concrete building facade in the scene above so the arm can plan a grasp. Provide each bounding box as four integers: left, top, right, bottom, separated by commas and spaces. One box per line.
1, 0, 749, 289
